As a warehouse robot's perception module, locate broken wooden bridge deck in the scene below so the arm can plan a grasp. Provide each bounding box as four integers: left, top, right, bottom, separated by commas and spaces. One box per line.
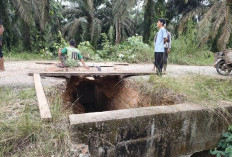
29, 71, 156, 77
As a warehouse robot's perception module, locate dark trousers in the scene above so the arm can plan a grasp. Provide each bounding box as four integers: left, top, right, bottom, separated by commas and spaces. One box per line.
0, 50, 3, 58
154, 52, 164, 73
163, 48, 168, 65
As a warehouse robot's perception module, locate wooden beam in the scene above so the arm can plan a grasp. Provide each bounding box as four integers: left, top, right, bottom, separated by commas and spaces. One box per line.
34, 73, 52, 121
86, 63, 114, 67
35, 61, 57, 65
29, 72, 155, 77
89, 65, 114, 67
114, 63, 129, 66
35, 62, 115, 67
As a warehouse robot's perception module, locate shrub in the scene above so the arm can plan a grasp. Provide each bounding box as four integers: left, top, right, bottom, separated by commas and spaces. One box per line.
97, 34, 153, 63
211, 126, 232, 157
168, 21, 214, 65
78, 41, 101, 61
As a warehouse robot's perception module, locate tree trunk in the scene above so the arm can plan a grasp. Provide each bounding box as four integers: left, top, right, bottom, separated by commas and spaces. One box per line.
0, 0, 13, 50
84, 17, 92, 42
22, 21, 31, 51
115, 20, 121, 44
143, 0, 155, 43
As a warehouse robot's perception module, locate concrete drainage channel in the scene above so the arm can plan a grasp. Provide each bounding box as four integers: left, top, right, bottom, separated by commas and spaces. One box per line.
33, 72, 232, 157
62, 76, 232, 157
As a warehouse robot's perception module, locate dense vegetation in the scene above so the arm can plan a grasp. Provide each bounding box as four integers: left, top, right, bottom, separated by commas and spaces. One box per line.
0, 0, 231, 63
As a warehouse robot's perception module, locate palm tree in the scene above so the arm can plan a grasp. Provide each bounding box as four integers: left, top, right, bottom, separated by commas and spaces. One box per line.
62, 0, 103, 47
178, 0, 232, 51
143, 0, 155, 43
63, 0, 136, 46
112, 0, 136, 44
0, 0, 13, 49
97, 0, 136, 44
9, 0, 51, 50
166, 0, 205, 21
11, 0, 50, 32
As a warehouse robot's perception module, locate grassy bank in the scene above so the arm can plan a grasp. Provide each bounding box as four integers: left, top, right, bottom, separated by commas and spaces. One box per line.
4, 52, 55, 61
0, 87, 71, 157
136, 75, 232, 106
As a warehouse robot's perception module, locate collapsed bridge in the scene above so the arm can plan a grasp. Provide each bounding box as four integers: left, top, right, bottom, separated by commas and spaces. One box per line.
30, 63, 232, 157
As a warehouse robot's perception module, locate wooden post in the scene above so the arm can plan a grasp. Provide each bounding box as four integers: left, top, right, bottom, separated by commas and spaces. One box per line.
34, 73, 52, 121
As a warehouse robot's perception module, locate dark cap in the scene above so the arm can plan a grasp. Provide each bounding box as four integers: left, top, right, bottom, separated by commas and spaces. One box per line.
69, 39, 76, 46
158, 18, 166, 26
0, 19, 3, 25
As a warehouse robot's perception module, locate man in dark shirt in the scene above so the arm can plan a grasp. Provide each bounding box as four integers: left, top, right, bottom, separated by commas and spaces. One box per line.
0, 19, 5, 71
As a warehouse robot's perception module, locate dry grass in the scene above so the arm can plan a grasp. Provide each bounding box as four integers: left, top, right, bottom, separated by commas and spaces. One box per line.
0, 86, 74, 157
133, 74, 232, 107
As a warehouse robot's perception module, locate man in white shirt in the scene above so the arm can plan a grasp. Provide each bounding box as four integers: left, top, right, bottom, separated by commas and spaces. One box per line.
154, 18, 167, 75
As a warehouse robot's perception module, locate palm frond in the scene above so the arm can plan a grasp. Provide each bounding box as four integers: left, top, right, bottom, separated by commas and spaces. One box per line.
122, 17, 136, 36
217, 7, 232, 50
211, 1, 227, 38
197, 1, 222, 46
31, 0, 42, 24
62, 7, 84, 17
178, 5, 208, 34
11, 0, 31, 25
62, 17, 87, 39
40, 0, 50, 31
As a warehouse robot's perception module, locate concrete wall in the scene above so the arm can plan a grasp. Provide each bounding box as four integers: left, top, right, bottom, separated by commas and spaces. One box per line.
69, 103, 232, 157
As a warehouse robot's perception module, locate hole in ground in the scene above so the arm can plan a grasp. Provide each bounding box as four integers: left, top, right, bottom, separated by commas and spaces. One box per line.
191, 150, 213, 157
63, 76, 186, 114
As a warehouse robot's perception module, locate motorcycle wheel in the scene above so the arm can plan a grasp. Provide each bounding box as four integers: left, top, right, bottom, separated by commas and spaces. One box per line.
216, 60, 231, 76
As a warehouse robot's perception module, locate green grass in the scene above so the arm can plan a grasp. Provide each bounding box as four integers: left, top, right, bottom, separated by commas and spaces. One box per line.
0, 87, 71, 157
4, 52, 56, 61
136, 75, 232, 106
168, 34, 215, 66
169, 50, 214, 66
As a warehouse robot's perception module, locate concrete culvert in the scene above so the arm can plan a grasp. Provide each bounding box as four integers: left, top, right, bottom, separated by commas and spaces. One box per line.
63, 76, 186, 114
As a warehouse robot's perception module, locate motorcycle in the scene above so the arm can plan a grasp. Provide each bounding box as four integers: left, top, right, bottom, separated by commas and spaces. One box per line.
215, 49, 232, 76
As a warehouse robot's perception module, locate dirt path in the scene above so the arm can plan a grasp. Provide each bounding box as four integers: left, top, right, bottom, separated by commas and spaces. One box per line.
0, 61, 230, 87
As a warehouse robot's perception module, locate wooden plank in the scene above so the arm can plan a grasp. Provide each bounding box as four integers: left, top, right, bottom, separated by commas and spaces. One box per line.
114, 63, 129, 66
35, 61, 58, 65
34, 73, 52, 121
29, 72, 155, 77
86, 63, 114, 67
89, 65, 114, 67
36, 62, 114, 67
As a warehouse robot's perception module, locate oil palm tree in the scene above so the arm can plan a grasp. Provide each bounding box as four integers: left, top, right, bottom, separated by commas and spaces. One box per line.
112, 0, 136, 44
98, 0, 136, 44
11, 0, 50, 32
0, 0, 13, 49
178, 0, 232, 51
143, 0, 155, 43
166, 0, 205, 21
62, 0, 103, 47
9, 0, 51, 50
